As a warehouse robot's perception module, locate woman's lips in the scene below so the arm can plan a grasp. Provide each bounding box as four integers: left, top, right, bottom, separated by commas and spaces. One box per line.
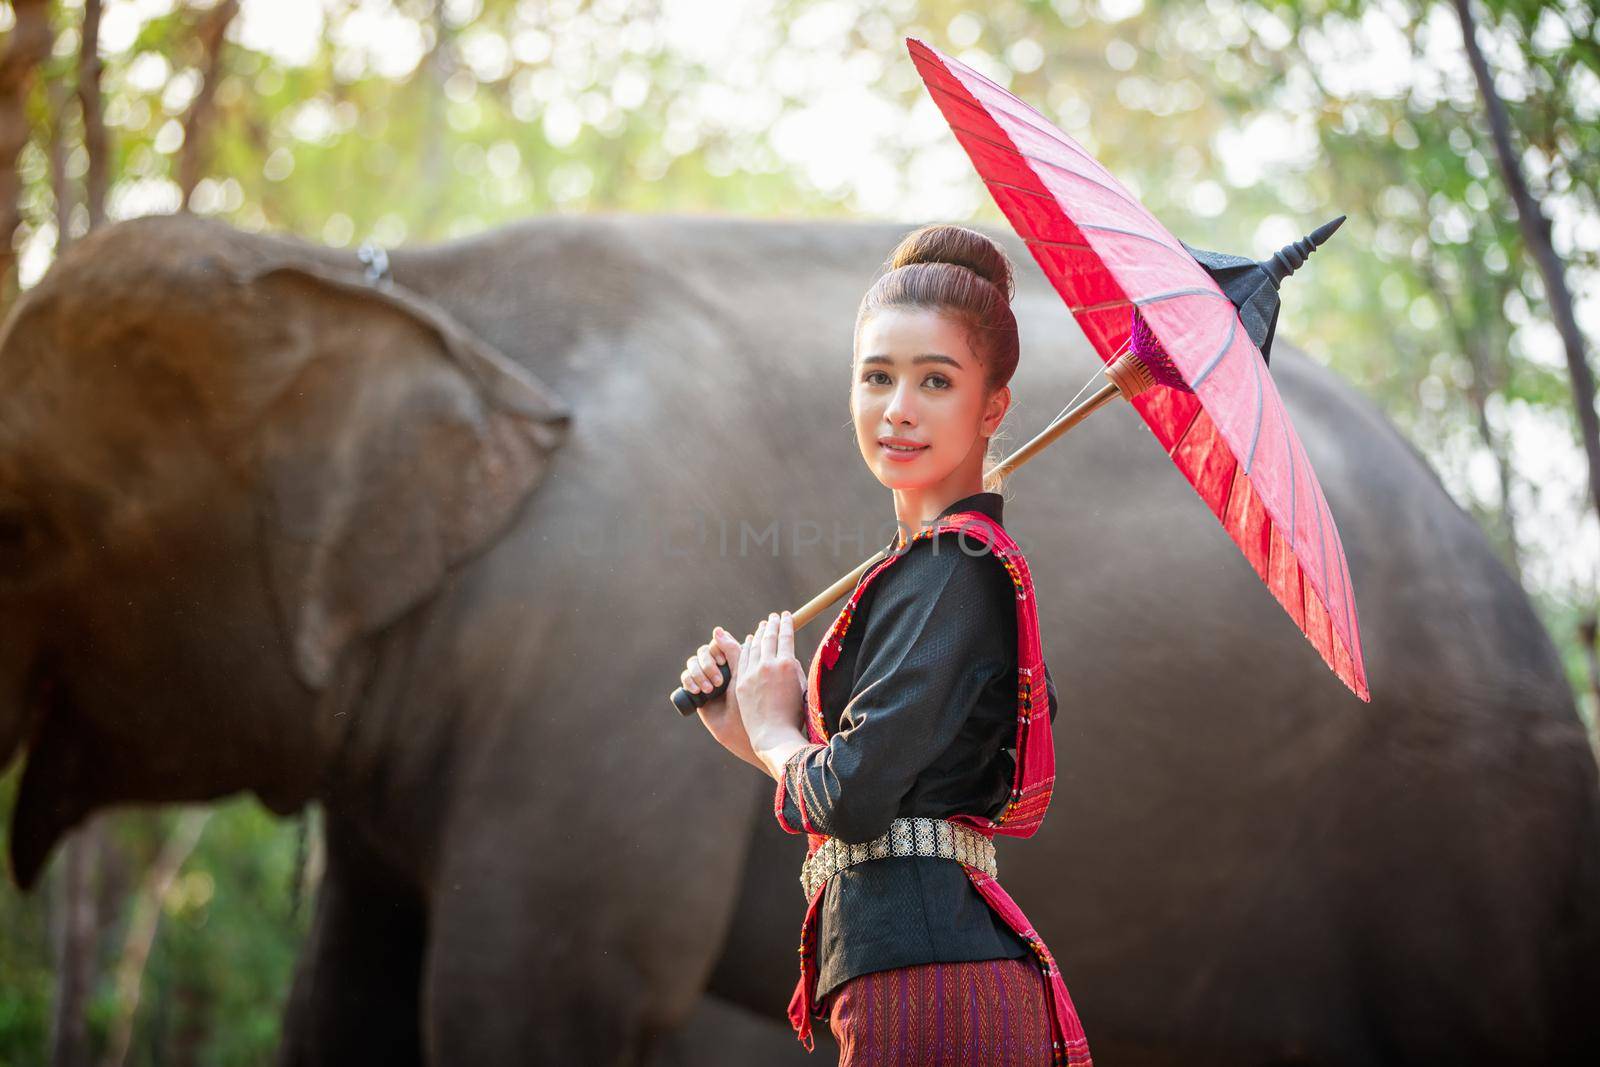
879, 440, 929, 462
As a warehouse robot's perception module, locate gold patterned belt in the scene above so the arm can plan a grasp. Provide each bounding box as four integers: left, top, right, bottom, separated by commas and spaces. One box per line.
798, 816, 998, 900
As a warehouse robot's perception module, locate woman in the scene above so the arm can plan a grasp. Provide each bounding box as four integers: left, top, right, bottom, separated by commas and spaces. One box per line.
682, 224, 1092, 1066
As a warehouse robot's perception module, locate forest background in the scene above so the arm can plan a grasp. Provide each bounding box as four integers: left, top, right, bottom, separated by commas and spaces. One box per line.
0, 0, 1596, 1064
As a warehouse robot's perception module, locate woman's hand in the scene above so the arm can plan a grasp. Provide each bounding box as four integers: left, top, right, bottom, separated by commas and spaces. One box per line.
736, 611, 809, 765
683, 627, 764, 772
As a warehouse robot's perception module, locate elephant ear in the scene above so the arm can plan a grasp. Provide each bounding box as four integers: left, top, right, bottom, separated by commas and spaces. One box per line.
240, 262, 572, 689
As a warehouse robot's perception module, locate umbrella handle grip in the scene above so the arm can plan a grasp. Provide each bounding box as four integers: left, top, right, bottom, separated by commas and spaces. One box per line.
671, 661, 732, 716
669, 558, 886, 718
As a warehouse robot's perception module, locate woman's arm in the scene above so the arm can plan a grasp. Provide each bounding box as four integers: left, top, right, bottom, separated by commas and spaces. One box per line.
747, 673, 813, 780
711, 706, 772, 774
752, 730, 812, 781
769, 536, 1014, 844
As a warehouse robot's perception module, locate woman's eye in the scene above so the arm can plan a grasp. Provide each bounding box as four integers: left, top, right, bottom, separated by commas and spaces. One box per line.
862, 371, 950, 388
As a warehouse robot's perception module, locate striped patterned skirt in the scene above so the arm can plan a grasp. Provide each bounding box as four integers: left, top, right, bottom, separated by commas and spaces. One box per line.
823, 956, 1055, 1066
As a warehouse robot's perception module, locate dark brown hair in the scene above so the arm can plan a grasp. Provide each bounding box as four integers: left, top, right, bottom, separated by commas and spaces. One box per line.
853, 223, 1019, 491
854, 224, 1019, 391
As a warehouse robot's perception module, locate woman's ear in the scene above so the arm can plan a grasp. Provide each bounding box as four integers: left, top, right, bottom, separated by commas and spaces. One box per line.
981, 384, 1010, 437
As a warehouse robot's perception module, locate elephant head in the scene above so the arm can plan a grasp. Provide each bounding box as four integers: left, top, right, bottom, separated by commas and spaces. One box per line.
0, 213, 570, 889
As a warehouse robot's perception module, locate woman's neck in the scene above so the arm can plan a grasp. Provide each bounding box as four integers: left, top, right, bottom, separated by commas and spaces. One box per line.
892, 480, 987, 542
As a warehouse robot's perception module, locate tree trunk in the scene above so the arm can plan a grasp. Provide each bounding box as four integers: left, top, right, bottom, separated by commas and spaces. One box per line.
101, 810, 214, 1067
1461, 376, 1523, 578
1579, 614, 1600, 761
1454, 0, 1600, 526
77, 0, 107, 229
0, 0, 53, 301
419, 1, 453, 238
47, 71, 75, 253
1460, 251, 1522, 578
49, 818, 103, 1067
1420, 249, 1523, 578
176, 0, 239, 209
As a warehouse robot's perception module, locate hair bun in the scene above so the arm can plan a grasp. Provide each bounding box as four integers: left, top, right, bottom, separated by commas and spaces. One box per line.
886, 224, 1014, 302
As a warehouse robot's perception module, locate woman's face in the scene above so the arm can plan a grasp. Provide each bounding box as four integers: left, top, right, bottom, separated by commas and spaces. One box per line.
851, 306, 1008, 491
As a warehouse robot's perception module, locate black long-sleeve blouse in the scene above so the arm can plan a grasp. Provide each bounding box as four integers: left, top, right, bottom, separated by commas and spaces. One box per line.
775, 491, 1058, 1002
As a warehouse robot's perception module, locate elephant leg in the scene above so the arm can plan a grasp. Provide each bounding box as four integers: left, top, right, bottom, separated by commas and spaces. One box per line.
419, 857, 681, 1067
705, 801, 811, 1018
421, 888, 662, 1067
278, 813, 427, 1067
645, 994, 833, 1067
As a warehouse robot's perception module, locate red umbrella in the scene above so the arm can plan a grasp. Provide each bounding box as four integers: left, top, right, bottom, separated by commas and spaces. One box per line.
907, 37, 1369, 702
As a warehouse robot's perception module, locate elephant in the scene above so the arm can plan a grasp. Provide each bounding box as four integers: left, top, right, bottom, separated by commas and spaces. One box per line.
2, 210, 1597, 1067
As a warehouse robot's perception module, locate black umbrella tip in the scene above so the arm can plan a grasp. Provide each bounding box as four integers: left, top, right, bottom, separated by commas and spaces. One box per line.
1264, 215, 1344, 286
1309, 215, 1346, 247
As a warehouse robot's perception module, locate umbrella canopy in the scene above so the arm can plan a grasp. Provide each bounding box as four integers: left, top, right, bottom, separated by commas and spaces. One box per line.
907, 37, 1369, 701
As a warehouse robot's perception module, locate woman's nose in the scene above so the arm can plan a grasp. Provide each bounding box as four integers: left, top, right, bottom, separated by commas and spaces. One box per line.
884, 383, 917, 425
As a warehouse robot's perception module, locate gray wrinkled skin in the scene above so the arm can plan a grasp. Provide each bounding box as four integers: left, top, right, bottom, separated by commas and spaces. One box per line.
1, 213, 1596, 1067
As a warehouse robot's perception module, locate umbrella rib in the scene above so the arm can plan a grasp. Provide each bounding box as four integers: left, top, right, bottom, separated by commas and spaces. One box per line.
1167, 399, 1204, 459
983, 175, 1060, 203
921, 48, 1051, 123
998, 185, 1194, 259
1242, 355, 1265, 475
1290, 547, 1307, 635
1218, 453, 1241, 551
943, 117, 1130, 204
1326, 500, 1359, 668
1135, 286, 1226, 304
1021, 235, 1093, 252
940, 116, 1187, 255
1307, 443, 1333, 614
1047, 360, 1119, 429
981, 174, 1183, 270
986, 181, 1194, 264
926, 74, 1057, 138
1069, 297, 1131, 314
1277, 387, 1297, 550
1075, 222, 1190, 255
1323, 492, 1348, 650
1189, 314, 1237, 389
1075, 287, 1222, 326
922, 70, 1123, 189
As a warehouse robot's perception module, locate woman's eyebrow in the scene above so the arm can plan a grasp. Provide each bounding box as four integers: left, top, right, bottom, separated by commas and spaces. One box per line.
860, 353, 964, 368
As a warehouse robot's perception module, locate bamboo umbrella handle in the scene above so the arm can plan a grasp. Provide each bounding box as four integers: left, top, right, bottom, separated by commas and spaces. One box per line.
669, 357, 1143, 716
668, 552, 889, 717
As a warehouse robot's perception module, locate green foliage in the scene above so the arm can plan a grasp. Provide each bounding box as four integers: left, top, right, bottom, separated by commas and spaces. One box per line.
0, 761, 312, 1066
126, 802, 309, 1067
0, 770, 54, 1065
